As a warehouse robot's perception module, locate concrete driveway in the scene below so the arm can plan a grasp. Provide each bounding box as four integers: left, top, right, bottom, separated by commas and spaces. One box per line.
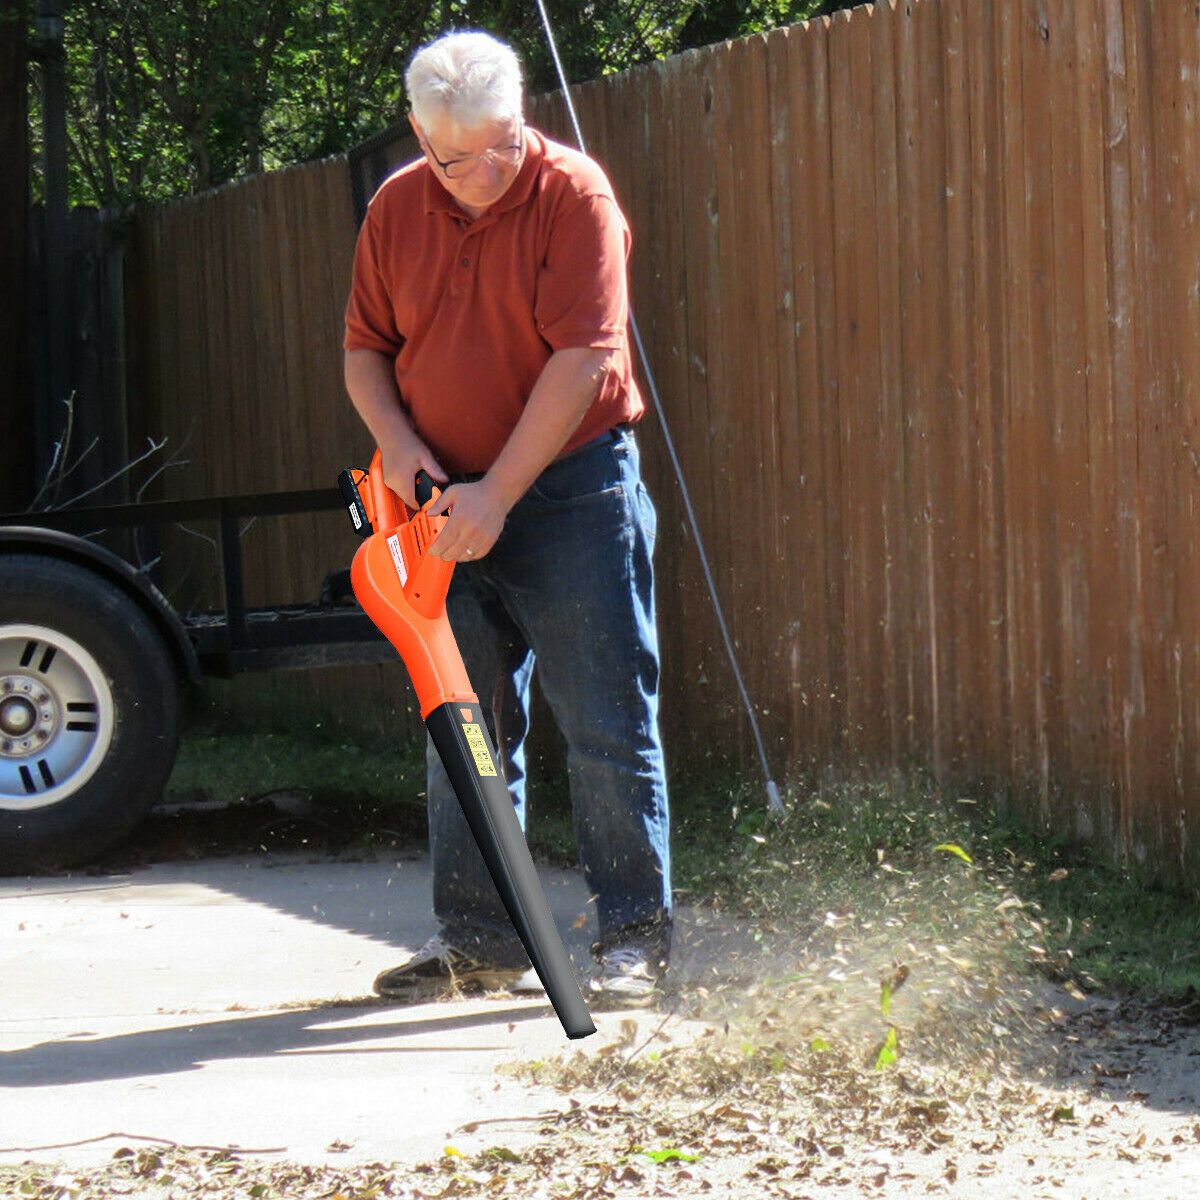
0, 852, 741, 1169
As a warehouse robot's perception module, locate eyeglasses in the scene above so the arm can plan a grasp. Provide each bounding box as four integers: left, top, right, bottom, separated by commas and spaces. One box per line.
419, 125, 524, 180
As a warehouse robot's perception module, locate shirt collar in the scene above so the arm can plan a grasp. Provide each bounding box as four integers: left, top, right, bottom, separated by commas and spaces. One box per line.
421, 125, 544, 221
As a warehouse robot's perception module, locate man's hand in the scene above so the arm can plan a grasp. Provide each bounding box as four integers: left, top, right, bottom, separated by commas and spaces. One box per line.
426, 477, 511, 561
343, 349, 448, 509
380, 436, 448, 512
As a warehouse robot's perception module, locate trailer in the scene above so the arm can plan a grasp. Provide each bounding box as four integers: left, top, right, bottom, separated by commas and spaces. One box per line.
0, 487, 391, 872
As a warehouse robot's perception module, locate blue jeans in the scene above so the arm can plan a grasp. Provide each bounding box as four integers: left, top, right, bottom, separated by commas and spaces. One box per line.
426, 426, 672, 969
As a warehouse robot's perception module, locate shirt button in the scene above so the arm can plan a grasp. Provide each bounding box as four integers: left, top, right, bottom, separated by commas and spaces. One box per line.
461, 257, 470, 267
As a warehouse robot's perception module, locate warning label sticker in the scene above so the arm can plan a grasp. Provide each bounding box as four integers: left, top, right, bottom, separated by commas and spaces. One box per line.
387, 534, 407, 586
461, 722, 497, 777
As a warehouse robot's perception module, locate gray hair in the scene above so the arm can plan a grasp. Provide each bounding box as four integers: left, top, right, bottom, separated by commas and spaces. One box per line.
406, 31, 524, 130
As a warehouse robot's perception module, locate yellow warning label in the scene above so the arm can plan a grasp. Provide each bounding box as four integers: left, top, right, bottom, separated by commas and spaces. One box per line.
462, 722, 497, 777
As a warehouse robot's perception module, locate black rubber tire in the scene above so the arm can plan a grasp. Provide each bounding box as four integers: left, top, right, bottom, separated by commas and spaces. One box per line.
0, 554, 180, 873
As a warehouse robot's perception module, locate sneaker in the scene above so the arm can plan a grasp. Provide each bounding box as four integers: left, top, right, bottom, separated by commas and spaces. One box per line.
373, 933, 526, 1001
589, 945, 665, 1009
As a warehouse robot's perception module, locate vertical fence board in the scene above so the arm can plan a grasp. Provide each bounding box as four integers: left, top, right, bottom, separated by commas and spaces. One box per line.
868, 1, 908, 765
1045, 0, 1092, 831
784, 19, 843, 763
669, 47, 726, 749
921, 0, 955, 782
739, 32, 786, 750
705, 41, 746, 735
941, 0, 977, 774
767, 27, 812, 766
1025, 0, 1061, 819
722, 37, 771, 755
1170, 3, 1200, 878
1123, 0, 1164, 867
1073, 0, 1118, 851
828, 9, 874, 761
996, 0, 1037, 804
894, 0, 939, 768
1099, 0, 1139, 857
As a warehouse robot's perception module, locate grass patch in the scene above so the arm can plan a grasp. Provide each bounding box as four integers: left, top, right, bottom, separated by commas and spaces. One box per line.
155, 702, 576, 864
668, 761, 1200, 1002
996, 836, 1200, 996
165, 699, 1200, 1000
169, 728, 426, 813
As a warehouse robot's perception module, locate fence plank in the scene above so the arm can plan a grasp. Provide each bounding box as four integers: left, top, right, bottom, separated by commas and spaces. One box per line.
1098, 0, 1139, 858
766, 27, 808, 764
784, 19, 842, 763
892, 0, 935, 767
1170, 3, 1200, 878
868, 1, 907, 765
1045, 0, 1092, 829
734, 32, 783, 750
809, 17, 846, 763
940, 0, 976, 775
1122, 0, 1164, 867
669, 47, 726, 746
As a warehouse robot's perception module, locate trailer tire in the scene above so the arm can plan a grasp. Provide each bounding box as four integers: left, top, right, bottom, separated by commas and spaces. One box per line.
0, 554, 180, 873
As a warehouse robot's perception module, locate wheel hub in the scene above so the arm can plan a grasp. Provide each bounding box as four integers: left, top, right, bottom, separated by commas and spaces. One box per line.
0, 675, 58, 757
0, 627, 112, 811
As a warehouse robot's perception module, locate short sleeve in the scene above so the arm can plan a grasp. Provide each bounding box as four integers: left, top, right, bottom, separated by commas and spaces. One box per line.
343, 208, 403, 355
534, 194, 630, 352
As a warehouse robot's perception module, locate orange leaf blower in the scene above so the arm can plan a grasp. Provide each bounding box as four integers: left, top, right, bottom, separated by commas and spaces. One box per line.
338, 451, 596, 1040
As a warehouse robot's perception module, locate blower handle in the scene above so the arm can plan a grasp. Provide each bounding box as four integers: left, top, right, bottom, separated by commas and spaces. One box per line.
415, 470, 438, 509
365, 448, 404, 533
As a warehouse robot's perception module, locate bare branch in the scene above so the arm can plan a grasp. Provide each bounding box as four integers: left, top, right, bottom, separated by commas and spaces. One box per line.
61, 437, 102, 479
26, 440, 64, 512
28, 394, 77, 510
134, 451, 191, 502
50, 391, 78, 506
174, 522, 217, 550
131, 422, 198, 570
45, 435, 170, 511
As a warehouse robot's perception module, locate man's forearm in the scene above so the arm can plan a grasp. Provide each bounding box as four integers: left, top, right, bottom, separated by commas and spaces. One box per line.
485, 347, 613, 509
344, 348, 415, 450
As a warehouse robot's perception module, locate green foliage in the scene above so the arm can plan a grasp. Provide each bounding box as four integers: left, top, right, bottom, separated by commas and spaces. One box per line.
872, 1025, 898, 1070
168, 728, 425, 811
675, 0, 824, 50
25, 0, 827, 207
934, 842, 974, 865
1017, 850, 1200, 995
38, 0, 423, 205
632, 1146, 703, 1164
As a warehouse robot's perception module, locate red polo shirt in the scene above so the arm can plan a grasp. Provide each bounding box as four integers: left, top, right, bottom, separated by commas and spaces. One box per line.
343, 127, 644, 474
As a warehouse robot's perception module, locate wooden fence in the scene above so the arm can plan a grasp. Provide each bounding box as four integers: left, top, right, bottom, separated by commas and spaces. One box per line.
125, 0, 1200, 882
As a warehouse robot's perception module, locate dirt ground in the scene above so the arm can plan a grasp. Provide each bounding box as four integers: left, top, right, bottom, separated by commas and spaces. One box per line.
450, 986, 1200, 1200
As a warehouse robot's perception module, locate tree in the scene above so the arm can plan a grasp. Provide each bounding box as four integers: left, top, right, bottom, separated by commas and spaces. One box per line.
28, 0, 826, 208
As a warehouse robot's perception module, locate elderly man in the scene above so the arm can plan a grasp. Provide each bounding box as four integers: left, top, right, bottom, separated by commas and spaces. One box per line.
343, 30, 671, 1006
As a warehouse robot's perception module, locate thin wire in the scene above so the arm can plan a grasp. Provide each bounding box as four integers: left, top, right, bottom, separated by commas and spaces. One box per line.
533, 0, 784, 817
